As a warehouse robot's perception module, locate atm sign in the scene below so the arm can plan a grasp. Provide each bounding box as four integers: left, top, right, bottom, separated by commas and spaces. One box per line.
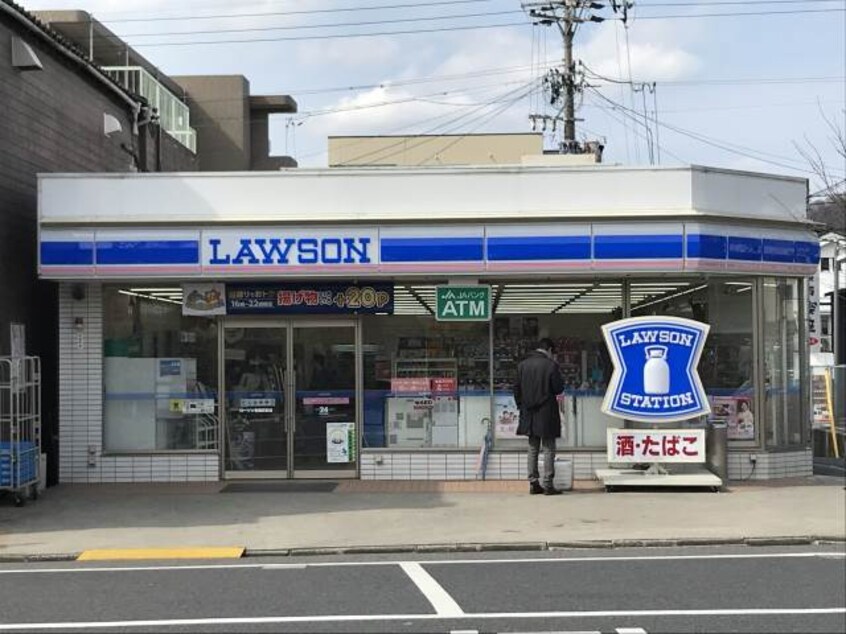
436, 286, 491, 322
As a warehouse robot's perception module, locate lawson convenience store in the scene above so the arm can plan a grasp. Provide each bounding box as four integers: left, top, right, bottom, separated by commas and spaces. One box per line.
38, 165, 819, 483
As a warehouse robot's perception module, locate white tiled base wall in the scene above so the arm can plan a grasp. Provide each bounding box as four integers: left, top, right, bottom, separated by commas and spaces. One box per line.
360, 451, 608, 480
726, 449, 813, 480
58, 283, 220, 484
362, 449, 813, 481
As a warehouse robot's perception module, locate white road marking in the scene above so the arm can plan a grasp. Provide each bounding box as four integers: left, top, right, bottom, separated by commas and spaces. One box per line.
0, 551, 841, 575
616, 628, 648, 634
399, 561, 465, 617
0, 608, 841, 630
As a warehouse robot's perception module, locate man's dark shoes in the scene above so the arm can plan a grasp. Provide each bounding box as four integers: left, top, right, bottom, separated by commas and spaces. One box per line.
529, 482, 545, 495
544, 487, 563, 495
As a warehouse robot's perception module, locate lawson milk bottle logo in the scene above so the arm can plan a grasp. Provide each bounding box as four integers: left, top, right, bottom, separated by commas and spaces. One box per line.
601, 316, 710, 423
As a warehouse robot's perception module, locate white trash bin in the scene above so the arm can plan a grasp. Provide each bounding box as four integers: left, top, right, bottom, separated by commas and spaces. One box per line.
552, 457, 573, 491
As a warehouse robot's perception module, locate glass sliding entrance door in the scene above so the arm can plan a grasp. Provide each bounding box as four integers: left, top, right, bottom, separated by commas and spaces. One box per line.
223, 321, 358, 479
224, 326, 288, 476
292, 324, 357, 477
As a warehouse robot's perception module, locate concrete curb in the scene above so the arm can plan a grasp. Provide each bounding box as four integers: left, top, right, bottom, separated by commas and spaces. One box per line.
254, 535, 844, 558
0, 553, 79, 563
1, 536, 842, 563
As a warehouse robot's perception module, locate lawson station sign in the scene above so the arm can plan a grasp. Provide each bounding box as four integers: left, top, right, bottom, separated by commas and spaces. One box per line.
601, 316, 711, 424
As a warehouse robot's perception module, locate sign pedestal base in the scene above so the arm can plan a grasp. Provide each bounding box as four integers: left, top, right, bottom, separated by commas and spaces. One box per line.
595, 466, 722, 491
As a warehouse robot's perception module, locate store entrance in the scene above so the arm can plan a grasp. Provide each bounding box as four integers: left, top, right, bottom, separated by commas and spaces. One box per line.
223, 320, 358, 479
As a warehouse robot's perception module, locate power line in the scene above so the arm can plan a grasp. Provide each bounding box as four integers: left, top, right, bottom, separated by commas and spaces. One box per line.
177, 78, 535, 133
96, 0, 498, 23
588, 86, 844, 176
637, 0, 842, 6
592, 87, 840, 170
414, 85, 537, 164
634, 7, 846, 19
332, 79, 538, 165
580, 63, 841, 88
116, 9, 524, 39
297, 79, 536, 119
95, 6, 844, 47
93, 0, 841, 25
595, 95, 688, 164
169, 62, 552, 109
128, 20, 530, 47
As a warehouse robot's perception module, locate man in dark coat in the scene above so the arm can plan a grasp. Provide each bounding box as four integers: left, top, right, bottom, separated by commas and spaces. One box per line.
514, 338, 565, 495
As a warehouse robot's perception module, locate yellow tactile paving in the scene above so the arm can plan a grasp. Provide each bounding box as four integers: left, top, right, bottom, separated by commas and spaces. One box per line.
77, 547, 245, 561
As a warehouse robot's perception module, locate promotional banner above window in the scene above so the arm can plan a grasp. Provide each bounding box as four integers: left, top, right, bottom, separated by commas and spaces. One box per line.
226, 283, 393, 315
601, 316, 711, 423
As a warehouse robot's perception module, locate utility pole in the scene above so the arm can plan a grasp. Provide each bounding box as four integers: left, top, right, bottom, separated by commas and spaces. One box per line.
561, 1, 576, 146
523, 1, 631, 155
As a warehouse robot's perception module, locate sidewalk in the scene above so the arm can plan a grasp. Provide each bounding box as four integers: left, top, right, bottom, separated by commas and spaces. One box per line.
0, 477, 843, 559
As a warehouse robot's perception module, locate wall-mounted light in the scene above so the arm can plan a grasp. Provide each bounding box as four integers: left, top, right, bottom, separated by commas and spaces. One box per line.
104, 113, 123, 137
11, 37, 43, 71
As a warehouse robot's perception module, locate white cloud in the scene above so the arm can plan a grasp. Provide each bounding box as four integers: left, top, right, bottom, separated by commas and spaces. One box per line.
581, 19, 702, 82
288, 27, 537, 164
294, 36, 402, 69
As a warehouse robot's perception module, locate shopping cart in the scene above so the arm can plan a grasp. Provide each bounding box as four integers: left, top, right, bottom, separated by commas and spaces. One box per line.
0, 357, 41, 506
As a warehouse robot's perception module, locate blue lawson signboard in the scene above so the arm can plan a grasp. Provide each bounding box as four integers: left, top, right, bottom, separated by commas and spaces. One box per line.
227, 283, 393, 315
601, 316, 711, 423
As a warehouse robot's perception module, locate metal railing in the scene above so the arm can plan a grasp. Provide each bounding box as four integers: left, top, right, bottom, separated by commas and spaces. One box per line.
103, 66, 197, 153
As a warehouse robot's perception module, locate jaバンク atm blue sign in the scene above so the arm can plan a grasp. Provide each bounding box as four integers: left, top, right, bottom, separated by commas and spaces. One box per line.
601, 316, 711, 423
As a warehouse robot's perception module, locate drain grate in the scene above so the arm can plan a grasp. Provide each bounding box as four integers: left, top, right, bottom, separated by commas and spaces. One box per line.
221, 481, 338, 493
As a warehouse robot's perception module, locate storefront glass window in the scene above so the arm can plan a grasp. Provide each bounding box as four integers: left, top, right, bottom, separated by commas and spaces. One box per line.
762, 278, 804, 447
102, 287, 219, 452
632, 279, 756, 441
493, 282, 623, 449
362, 314, 490, 449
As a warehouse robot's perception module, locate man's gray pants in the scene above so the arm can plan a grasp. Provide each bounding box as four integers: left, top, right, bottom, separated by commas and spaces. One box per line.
528, 435, 556, 489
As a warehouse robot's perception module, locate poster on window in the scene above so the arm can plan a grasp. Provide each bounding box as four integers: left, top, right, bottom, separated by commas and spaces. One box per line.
494, 395, 520, 439
326, 422, 356, 463
710, 396, 755, 440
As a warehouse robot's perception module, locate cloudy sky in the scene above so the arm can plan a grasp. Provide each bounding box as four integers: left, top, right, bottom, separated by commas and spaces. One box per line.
20, 0, 846, 190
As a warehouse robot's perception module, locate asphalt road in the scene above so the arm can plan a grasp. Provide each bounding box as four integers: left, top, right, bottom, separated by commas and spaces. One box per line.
0, 545, 843, 633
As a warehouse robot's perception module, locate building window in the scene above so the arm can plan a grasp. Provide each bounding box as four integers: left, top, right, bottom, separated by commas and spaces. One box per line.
362, 313, 490, 450
102, 286, 219, 452
762, 278, 804, 447
492, 282, 623, 449
632, 279, 756, 441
